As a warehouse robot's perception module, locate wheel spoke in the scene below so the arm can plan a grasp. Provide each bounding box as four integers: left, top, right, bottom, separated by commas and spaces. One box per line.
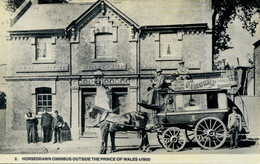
203, 137, 208, 146
187, 132, 194, 136
215, 133, 225, 138
199, 123, 207, 130
215, 129, 224, 133
203, 120, 209, 129
213, 139, 217, 147
211, 120, 217, 130
168, 142, 173, 148
213, 124, 222, 131
165, 133, 171, 138
209, 137, 211, 148
172, 142, 175, 149
209, 119, 212, 129
176, 143, 180, 149
169, 130, 173, 136
215, 137, 222, 143
164, 138, 170, 143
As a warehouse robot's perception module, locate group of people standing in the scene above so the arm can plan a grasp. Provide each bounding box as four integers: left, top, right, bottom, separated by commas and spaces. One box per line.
25, 108, 64, 144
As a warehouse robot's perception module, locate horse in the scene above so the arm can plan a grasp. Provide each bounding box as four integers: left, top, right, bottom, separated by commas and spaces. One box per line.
88, 106, 151, 154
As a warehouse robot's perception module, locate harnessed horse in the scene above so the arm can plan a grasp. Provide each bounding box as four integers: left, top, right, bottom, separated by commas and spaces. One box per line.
88, 106, 150, 154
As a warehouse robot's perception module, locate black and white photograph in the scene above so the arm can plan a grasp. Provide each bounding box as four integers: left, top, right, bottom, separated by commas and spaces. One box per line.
0, 0, 259, 163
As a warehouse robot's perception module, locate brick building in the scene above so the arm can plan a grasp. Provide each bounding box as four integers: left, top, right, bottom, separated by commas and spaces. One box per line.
4, 0, 213, 140
253, 40, 260, 96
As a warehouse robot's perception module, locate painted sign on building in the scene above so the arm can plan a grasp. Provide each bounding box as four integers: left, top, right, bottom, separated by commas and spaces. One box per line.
171, 78, 231, 91
17, 64, 69, 73
79, 78, 130, 86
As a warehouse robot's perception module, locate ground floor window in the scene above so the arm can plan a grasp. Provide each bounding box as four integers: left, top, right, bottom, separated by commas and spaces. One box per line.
36, 87, 52, 114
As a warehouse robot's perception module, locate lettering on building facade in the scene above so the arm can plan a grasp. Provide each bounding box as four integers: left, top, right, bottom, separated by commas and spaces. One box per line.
141, 62, 200, 70
79, 78, 130, 86
17, 65, 69, 73
82, 63, 127, 71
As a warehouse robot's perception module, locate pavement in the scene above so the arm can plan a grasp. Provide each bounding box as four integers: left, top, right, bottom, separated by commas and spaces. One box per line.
0, 132, 260, 154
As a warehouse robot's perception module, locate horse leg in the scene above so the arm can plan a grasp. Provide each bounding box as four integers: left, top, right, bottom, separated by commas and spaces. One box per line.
109, 131, 116, 153
143, 131, 151, 153
141, 130, 151, 153
139, 130, 145, 151
100, 123, 109, 154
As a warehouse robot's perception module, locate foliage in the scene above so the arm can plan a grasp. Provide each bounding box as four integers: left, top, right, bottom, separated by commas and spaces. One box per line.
212, 0, 260, 56
6, 0, 25, 12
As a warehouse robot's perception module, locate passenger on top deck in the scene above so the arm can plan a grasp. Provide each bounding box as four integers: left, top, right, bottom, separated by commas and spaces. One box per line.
176, 60, 190, 80
139, 69, 165, 108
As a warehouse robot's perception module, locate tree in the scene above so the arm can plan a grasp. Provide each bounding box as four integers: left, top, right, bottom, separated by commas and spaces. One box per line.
6, 0, 25, 12
212, 0, 260, 69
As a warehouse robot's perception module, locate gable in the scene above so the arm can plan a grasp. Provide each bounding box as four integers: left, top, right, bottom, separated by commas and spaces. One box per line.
9, 0, 212, 34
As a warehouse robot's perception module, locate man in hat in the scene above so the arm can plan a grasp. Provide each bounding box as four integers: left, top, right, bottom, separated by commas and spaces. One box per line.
228, 107, 242, 149
176, 60, 190, 80
41, 108, 53, 143
139, 68, 165, 107
52, 110, 64, 144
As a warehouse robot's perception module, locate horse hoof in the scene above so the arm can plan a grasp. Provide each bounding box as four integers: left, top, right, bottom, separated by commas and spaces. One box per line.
110, 149, 116, 153
146, 147, 151, 153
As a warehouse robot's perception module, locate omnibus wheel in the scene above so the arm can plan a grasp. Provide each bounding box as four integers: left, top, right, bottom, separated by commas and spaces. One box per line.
157, 131, 164, 147
185, 127, 195, 142
194, 117, 227, 150
162, 127, 186, 152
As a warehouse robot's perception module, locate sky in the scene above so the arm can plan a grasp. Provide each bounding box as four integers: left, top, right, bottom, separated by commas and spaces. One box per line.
218, 15, 260, 67
0, 1, 259, 67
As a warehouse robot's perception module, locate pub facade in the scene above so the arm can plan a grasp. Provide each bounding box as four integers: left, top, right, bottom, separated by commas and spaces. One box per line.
5, 0, 213, 140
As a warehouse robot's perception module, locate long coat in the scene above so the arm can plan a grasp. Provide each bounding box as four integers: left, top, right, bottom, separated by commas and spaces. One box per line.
41, 113, 53, 128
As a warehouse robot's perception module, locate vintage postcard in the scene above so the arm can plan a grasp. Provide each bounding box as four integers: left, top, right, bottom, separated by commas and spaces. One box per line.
0, 0, 259, 163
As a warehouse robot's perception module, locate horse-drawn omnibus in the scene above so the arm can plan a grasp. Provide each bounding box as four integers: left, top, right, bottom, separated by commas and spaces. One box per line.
149, 73, 249, 152
89, 71, 249, 153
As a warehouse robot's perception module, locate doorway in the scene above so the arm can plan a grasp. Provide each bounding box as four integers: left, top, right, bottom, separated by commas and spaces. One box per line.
81, 88, 97, 137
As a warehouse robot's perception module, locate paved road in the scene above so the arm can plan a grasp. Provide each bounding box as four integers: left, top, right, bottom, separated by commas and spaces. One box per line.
0, 133, 259, 154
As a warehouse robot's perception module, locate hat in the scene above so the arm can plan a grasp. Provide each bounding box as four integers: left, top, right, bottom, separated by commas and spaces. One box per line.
179, 60, 185, 64
156, 68, 162, 73
232, 107, 238, 111
54, 110, 59, 113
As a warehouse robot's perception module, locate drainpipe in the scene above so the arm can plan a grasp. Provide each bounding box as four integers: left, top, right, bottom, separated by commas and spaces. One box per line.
137, 29, 141, 112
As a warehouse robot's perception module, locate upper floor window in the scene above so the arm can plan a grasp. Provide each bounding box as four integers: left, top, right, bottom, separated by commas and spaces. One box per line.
159, 33, 181, 58
36, 38, 52, 60
95, 33, 113, 59
36, 87, 52, 114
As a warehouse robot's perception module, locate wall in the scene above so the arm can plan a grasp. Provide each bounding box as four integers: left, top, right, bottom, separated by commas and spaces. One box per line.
7, 37, 71, 77
255, 44, 260, 96
71, 10, 137, 75
5, 80, 70, 140
235, 96, 260, 137
140, 31, 212, 74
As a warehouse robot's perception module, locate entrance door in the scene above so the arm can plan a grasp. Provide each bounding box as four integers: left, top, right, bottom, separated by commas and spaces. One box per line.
81, 88, 97, 137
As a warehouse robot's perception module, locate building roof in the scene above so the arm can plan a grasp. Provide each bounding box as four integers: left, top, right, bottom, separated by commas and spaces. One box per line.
11, 3, 93, 31
10, 0, 212, 32
109, 0, 212, 27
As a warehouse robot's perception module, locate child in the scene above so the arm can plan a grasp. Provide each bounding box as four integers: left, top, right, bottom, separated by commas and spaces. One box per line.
228, 107, 242, 149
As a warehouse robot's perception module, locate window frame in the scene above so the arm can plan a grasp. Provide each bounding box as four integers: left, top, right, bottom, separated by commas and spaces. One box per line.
33, 37, 56, 64
94, 32, 114, 60
36, 87, 52, 115
158, 33, 182, 60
